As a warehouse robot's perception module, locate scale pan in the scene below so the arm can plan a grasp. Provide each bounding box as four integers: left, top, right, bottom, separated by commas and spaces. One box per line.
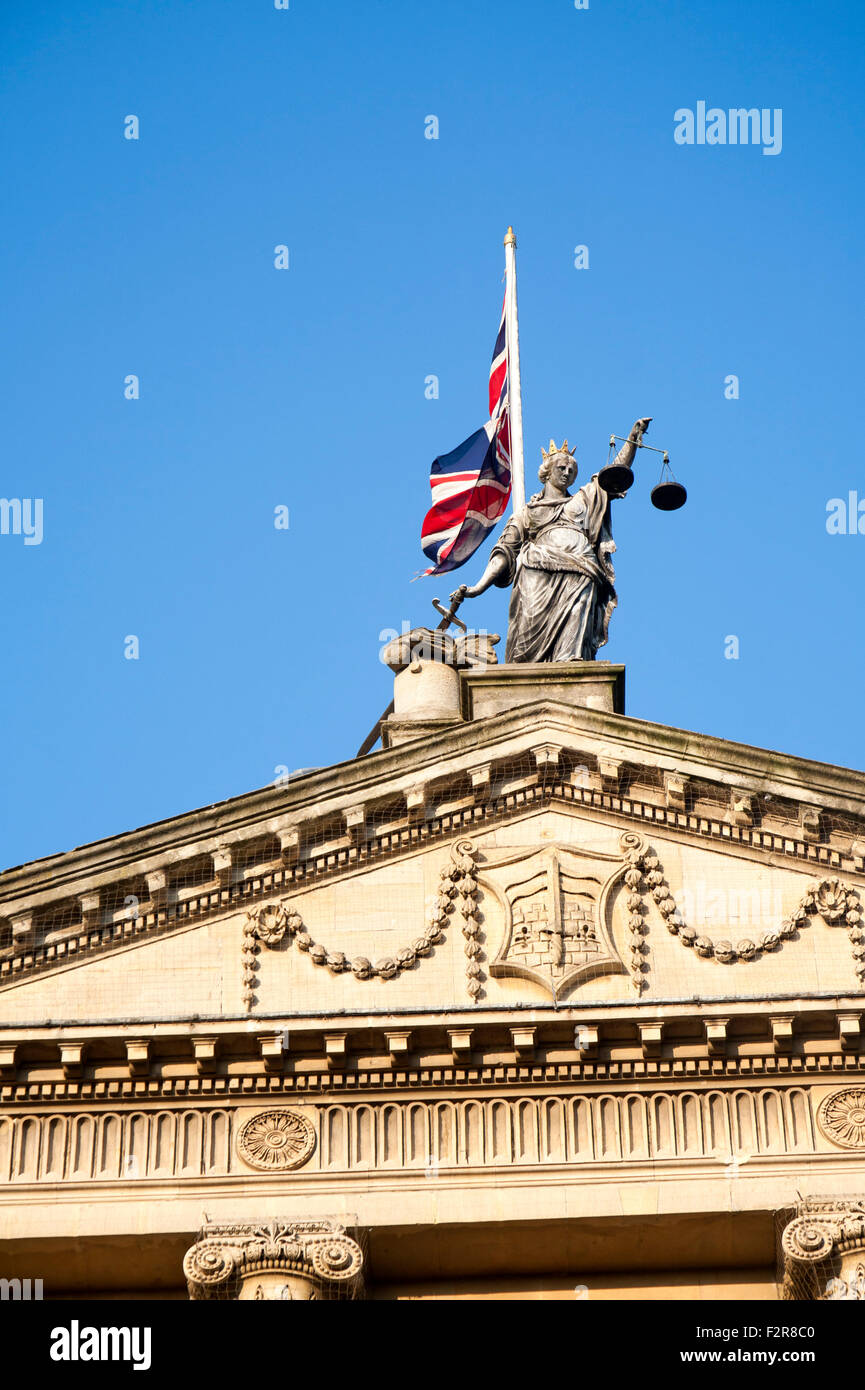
597, 463, 634, 494
651, 480, 687, 511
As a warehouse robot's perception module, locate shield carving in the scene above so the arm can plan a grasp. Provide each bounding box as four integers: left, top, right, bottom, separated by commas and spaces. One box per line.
482, 844, 628, 999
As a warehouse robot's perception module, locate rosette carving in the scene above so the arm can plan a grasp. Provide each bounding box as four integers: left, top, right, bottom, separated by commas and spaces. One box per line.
817, 1088, 865, 1150
811, 878, 852, 923
241, 903, 302, 1011
236, 1109, 317, 1171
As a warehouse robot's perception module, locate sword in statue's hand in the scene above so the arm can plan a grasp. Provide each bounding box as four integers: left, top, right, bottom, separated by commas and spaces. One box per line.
431, 593, 468, 633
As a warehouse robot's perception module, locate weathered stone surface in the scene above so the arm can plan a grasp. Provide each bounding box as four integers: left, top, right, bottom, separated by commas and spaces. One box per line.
462, 661, 624, 719
1, 659, 864, 1299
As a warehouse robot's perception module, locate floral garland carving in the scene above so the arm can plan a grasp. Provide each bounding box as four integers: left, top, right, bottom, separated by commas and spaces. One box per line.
241, 839, 478, 1010
451, 838, 483, 1000
620, 832, 651, 993
623, 854, 864, 977
242, 903, 298, 1010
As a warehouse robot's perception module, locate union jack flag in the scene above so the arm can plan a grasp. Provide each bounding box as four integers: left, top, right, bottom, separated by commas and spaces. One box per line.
420, 292, 512, 576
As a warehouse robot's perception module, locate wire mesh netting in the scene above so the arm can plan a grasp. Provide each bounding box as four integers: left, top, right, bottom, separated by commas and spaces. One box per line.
184, 1218, 368, 1301
775, 1200, 865, 1301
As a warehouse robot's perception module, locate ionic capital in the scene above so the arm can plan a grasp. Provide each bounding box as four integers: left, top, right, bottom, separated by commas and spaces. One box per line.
781, 1199, 865, 1300
183, 1220, 364, 1301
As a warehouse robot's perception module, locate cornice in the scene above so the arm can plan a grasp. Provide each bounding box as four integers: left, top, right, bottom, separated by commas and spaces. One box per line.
0, 1006, 862, 1104
3, 696, 864, 907
1, 1051, 863, 1108
2, 769, 864, 992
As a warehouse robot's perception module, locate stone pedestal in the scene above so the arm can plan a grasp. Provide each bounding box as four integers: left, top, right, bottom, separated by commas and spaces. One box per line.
393, 660, 462, 723
462, 660, 625, 719
379, 625, 624, 750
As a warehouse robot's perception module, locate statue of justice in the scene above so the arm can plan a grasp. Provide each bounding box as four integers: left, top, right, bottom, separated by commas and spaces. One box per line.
450, 418, 653, 664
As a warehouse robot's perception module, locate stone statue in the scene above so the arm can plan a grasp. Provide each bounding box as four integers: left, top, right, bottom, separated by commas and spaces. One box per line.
451, 419, 652, 663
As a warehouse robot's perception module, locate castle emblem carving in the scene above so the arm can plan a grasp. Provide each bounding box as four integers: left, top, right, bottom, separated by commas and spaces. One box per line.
482, 843, 628, 998
237, 1109, 317, 1171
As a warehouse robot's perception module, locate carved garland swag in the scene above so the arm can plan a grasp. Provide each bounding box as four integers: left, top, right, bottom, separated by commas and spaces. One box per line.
623, 841, 863, 975
241, 838, 482, 1009
242, 832, 864, 1008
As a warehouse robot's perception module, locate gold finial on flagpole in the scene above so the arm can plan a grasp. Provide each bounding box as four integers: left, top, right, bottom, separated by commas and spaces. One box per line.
504, 225, 516, 246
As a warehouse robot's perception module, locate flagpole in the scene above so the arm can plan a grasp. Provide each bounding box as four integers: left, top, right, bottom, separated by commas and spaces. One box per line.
503, 225, 526, 513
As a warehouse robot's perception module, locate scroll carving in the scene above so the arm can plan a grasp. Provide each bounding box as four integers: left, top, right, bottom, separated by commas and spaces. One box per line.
184, 1219, 364, 1301
781, 1199, 865, 1301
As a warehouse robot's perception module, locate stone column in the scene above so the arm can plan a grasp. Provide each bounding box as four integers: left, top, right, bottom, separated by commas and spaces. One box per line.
781, 1199, 865, 1300
183, 1220, 364, 1301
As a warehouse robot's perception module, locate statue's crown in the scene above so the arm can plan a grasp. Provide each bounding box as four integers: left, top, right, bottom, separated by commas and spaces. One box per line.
541, 438, 575, 461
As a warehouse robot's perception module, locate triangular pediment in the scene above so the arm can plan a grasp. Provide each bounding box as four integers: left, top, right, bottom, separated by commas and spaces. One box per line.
1, 689, 864, 1020
1, 797, 863, 1027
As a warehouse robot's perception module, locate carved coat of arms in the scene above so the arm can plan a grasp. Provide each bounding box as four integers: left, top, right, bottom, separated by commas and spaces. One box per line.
480, 843, 628, 999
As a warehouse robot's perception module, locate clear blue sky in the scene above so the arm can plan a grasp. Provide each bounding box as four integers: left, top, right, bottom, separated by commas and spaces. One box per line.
1, 0, 863, 871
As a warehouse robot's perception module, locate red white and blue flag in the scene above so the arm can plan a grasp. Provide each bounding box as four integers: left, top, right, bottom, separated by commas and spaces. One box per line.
420, 293, 512, 576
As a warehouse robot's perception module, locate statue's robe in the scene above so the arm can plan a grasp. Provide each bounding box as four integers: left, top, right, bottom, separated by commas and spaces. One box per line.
489, 476, 618, 663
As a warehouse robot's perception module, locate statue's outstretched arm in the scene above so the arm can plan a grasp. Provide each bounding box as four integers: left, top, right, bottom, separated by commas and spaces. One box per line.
609, 418, 653, 474
450, 551, 509, 603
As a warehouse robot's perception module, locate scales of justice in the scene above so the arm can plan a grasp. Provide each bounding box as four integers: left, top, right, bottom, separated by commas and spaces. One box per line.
358, 227, 687, 754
